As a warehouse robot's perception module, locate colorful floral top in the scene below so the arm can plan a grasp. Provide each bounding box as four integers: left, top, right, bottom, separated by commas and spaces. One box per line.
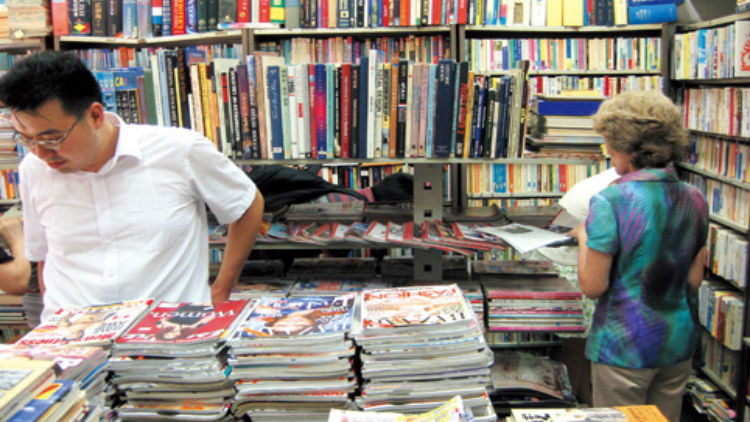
584, 167, 708, 369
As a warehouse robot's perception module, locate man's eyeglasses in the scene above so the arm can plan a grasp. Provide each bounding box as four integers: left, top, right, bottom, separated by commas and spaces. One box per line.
12, 113, 84, 150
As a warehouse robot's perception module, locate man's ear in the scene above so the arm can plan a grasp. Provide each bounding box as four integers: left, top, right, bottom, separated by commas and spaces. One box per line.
88, 102, 106, 129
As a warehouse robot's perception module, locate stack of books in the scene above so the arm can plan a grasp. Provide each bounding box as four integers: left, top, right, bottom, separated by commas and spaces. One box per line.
329, 395, 478, 422
226, 295, 357, 422
354, 285, 496, 421
2, 344, 110, 419
109, 300, 251, 422
525, 94, 605, 156
0, 359, 57, 420
481, 276, 584, 333
489, 351, 574, 405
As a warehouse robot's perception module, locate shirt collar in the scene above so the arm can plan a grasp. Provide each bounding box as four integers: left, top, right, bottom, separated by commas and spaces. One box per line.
615, 166, 678, 184
96, 112, 142, 175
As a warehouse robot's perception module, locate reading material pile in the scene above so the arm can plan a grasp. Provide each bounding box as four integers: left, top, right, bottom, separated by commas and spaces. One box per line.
0, 359, 61, 422
478, 263, 584, 332
227, 294, 358, 422
328, 395, 477, 422
1, 344, 110, 421
354, 284, 496, 421
109, 300, 250, 422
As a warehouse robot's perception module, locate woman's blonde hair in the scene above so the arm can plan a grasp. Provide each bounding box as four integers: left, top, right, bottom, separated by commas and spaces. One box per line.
592, 91, 687, 169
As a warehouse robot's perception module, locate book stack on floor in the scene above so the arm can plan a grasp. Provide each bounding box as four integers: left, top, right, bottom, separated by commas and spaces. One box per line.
354, 284, 497, 421
525, 94, 605, 157
478, 261, 584, 333
227, 294, 358, 422
108, 300, 251, 422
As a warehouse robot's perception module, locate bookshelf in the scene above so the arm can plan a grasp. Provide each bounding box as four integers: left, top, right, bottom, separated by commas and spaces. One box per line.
671, 11, 750, 422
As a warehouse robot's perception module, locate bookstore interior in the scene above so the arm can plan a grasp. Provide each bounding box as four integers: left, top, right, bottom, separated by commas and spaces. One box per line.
0, 0, 748, 420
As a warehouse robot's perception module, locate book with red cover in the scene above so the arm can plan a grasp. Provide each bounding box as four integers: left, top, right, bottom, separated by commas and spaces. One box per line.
171, 0, 187, 34
52, 0, 70, 35
339, 63, 352, 158
115, 301, 250, 346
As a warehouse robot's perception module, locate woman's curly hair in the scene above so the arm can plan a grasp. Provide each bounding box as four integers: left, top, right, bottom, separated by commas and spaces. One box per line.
592, 91, 687, 169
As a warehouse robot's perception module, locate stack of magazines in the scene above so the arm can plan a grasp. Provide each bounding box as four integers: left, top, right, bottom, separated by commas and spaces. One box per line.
481, 277, 584, 332
227, 295, 358, 422
109, 300, 252, 422
354, 285, 496, 421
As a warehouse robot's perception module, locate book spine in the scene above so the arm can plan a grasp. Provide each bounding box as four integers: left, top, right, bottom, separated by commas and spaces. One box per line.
279, 65, 292, 159
326, 64, 336, 158
350, 65, 360, 158
176, 49, 192, 129
395, 59, 407, 158
152, 0, 163, 35
454, 61, 468, 158
358, 56, 369, 158
52, 0, 70, 35
287, 65, 299, 158
229, 68, 243, 156
91, 0, 107, 35
122, 0, 137, 36
193, 0, 205, 32
172, 0, 187, 34
266, 66, 285, 159
433, 59, 454, 158
315, 63, 328, 158
340, 63, 352, 159
237, 64, 254, 158
69, 0, 92, 34
236, 0, 249, 21
137, 0, 152, 36
162, 0, 172, 34
164, 53, 180, 126
207, 0, 218, 29
294, 64, 310, 158
246, 59, 261, 158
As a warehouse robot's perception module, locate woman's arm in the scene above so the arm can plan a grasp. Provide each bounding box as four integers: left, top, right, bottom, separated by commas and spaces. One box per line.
572, 223, 613, 299
687, 247, 706, 291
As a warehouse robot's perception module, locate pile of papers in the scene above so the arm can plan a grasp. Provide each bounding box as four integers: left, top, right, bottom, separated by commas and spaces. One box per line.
109, 300, 251, 422
227, 295, 358, 422
354, 285, 496, 421
329, 395, 477, 422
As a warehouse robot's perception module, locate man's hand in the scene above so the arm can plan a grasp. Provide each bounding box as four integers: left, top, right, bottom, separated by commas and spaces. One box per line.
211, 282, 232, 304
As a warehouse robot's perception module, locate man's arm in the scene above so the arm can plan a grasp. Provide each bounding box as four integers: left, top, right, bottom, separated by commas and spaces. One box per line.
211, 192, 265, 303
687, 247, 706, 291
0, 217, 31, 295
572, 223, 612, 299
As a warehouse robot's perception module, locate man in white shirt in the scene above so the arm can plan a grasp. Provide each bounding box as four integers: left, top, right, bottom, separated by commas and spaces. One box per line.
0, 51, 265, 322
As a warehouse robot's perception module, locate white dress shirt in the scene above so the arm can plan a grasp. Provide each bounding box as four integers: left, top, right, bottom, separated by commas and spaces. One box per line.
20, 113, 257, 322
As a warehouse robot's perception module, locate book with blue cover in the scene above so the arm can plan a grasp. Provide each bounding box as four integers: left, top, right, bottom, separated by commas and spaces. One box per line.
230, 295, 356, 340
535, 96, 604, 116
627, 3, 677, 24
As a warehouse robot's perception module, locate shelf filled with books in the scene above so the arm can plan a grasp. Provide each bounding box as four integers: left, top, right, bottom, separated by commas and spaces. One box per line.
672, 11, 750, 422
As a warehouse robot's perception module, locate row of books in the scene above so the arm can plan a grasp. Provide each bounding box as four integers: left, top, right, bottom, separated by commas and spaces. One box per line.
465, 162, 610, 197
684, 173, 750, 231
468, 197, 560, 210
464, 36, 662, 72
672, 20, 750, 80
90, 50, 530, 159
680, 87, 750, 138
686, 376, 736, 422
706, 223, 749, 289
684, 134, 750, 185
529, 74, 663, 97
77, 43, 241, 72
698, 279, 744, 352
0, 169, 19, 200
269, 35, 449, 67
700, 330, 740, 397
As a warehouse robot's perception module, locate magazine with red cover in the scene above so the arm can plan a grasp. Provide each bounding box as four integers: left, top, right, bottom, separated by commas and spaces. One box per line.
115, 301, 251, 345
482, 278, 582, 300
361, 285, 473, 333
16, 299, 153, 347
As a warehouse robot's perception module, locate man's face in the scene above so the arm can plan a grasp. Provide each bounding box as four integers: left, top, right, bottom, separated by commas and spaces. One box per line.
12, 99, 102, 173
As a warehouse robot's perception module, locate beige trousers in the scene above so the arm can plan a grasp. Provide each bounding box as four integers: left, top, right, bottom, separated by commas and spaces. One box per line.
591, 359, 692, 422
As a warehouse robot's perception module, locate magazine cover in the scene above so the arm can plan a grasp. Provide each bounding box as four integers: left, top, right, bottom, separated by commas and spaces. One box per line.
115, 301, 250, 345
16, 299, 153, 347
289, 280, 388, 296
361, 285, 473, 332
7, 380, 75, 422
490, 351, 573, 401
0, 359, 56, 417
230, 295, 355, 339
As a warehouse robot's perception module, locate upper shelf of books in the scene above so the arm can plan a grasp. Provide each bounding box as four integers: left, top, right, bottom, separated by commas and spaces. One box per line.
677, 11, 750, 32
253, 26, 452, 36
464, 23, 665, 33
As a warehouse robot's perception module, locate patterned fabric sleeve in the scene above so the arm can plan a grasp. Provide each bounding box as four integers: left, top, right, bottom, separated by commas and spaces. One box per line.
584, 193, 619, 256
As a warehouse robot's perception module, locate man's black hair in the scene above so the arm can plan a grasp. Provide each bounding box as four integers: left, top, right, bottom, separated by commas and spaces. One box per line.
0, 51, 102, 116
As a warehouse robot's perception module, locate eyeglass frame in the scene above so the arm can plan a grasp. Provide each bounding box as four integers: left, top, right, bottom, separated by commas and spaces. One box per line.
12, 112, 85, 150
